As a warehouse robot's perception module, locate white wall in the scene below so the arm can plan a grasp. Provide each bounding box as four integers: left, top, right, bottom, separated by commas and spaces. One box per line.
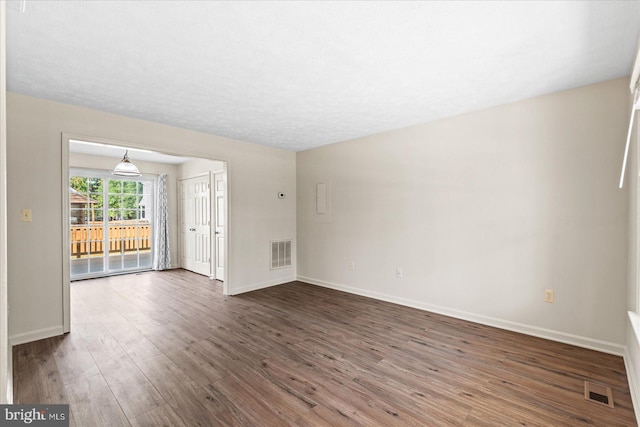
7, 93, 296, 342
298, 77, 629, 353
69, 151, 181, 269
0, 1, 11, 404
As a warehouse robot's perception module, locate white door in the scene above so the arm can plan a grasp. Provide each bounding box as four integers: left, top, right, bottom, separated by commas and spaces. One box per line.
214, 172, 226, 280
179, 175, 212, 277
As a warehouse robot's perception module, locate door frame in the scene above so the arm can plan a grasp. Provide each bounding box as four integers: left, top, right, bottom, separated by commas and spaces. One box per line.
62, 133, 231, 334
213, 170, 225, 280
178, 172, 215, 279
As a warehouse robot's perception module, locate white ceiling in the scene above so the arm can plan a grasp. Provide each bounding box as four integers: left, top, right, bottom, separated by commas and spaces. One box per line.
6, 1, 640, 151
69, 140, 189, 165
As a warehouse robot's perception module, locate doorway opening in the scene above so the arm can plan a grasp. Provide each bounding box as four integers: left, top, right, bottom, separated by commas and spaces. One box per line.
62, 135, 230, 333
178, 169, 226, 279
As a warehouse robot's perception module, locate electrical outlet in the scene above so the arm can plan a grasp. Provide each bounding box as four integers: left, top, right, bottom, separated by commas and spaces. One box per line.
350, 261, 356, 270
396, 268, 403, 279
544, 289, 554, 303
21, 209, 32, 222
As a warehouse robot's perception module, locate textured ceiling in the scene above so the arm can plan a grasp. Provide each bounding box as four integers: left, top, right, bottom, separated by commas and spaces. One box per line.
6, 1, 640, 151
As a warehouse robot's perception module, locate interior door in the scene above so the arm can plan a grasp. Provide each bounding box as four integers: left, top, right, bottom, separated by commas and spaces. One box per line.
214, 172, 226, 280
180, 174, 212, 277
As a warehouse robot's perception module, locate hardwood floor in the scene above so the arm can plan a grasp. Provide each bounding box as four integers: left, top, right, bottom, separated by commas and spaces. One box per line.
13, 270, 637, 426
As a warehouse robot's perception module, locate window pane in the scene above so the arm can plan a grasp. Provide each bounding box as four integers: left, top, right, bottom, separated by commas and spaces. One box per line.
138, 182, 146, 194
122, 209, 139, 221
87, 177, 102, 194
69, 176, 87, 193
138, 227, 152, 246
109, 180, 122, 193
70, 209, 88, 225
88, 207, 104, 222
121, 194, 139, 211
127, 237, 138, 250
71, 258, 88, 276
123, 180, 137, 195
87, 227, 103, 242
88, 191, 103, 203
109, 209, 123, 221
89, 257, 104, 273
123, 253, 139, 269
109, 254, 122, 271
108, 194, 123, 213
139, 251, 152, 269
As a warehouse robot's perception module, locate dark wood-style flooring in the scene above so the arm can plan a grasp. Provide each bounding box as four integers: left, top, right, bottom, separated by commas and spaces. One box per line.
13, 270, 637, 426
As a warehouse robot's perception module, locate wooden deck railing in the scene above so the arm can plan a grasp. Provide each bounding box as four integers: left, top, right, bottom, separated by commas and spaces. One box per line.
70, 221, 152, 258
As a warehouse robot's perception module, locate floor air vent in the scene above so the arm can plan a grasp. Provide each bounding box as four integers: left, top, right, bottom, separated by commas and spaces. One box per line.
271, 240, 292, 269
584, 381, 614, 408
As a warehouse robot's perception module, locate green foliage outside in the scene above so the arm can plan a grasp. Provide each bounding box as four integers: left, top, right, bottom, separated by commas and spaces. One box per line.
70, 176, 146, 221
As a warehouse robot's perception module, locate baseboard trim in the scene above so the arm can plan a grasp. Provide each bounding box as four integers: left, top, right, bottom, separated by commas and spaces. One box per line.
6, 350, 12, 404
231, 276, 296, 296
624, 346, 640, 424
297, 275, 625, 357
626, 311, 640, 424
9, 326, 64, 347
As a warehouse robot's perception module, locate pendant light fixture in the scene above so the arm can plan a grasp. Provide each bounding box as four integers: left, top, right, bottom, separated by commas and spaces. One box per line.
112, 150, 142, 177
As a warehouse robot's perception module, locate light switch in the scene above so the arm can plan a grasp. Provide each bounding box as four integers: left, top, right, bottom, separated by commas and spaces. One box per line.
21, 209, 32, 222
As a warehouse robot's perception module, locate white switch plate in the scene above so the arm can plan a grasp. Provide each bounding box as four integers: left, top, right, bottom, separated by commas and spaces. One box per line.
21, 209, 32, 222
396, 268, 403, 279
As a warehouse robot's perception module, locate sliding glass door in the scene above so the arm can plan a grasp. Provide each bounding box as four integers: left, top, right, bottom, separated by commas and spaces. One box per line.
70, 168, 154, 280
70, 176, 105, 276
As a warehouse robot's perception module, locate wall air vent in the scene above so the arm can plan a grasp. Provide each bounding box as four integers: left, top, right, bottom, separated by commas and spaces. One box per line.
271, 240, 292, 270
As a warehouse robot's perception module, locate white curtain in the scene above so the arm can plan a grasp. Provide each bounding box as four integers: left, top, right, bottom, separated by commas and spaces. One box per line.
153, 173, 171, 270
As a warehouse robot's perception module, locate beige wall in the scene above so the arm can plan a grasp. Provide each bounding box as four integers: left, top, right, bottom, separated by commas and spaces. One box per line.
69, 151, 181, 269
297, 77, 629, 352
179, 158, 225, 178
7, 93, 296, 342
